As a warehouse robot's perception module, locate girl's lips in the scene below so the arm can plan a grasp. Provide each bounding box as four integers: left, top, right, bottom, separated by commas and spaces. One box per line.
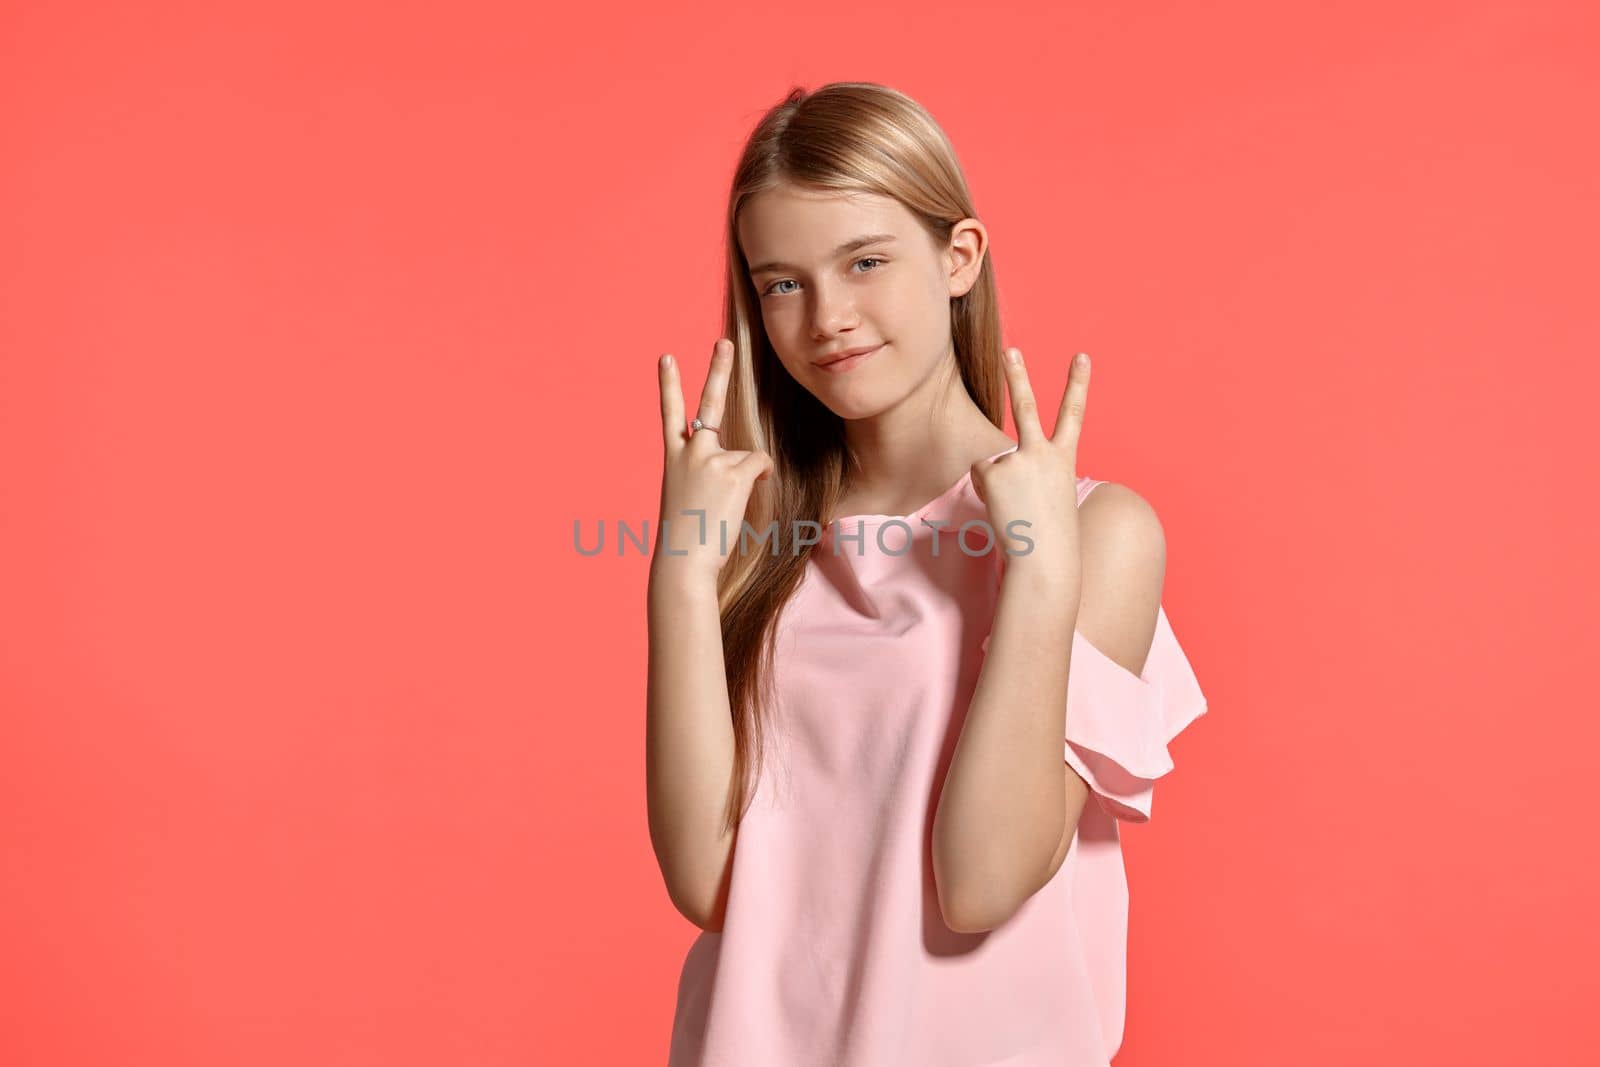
817, 343, 884, 374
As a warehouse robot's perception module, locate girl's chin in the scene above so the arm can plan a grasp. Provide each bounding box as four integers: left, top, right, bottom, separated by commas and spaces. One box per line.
818, 392, 895, 421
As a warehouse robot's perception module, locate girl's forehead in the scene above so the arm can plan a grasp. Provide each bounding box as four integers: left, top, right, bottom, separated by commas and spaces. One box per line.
750, 184, 897, 217
739, 191, 915, 256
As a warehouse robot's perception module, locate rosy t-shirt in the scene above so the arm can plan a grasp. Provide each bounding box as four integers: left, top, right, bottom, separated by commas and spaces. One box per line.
668, 446, 1208, 1066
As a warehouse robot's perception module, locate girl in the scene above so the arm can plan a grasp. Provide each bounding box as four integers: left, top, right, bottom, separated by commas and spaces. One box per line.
647, 82, 1207, 1066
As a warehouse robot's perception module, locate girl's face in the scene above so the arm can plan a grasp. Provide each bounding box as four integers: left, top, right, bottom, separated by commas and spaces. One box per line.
737, 184, 985, 420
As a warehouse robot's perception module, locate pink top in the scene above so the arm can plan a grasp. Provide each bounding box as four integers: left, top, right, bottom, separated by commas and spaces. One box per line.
668, 445, 1208, 1066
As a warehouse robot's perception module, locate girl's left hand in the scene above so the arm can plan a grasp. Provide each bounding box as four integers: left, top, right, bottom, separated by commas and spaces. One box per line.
970, 348, 1091, 591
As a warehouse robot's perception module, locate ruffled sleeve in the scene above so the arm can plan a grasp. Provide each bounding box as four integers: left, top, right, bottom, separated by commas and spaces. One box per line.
980, 605, 1207, 822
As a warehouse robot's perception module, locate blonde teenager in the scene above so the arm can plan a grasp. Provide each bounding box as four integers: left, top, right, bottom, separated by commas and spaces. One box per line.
646, 81, 1208, 1065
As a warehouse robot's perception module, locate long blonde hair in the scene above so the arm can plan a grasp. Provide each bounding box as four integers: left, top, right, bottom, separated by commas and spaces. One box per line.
713, 82, 1008, 834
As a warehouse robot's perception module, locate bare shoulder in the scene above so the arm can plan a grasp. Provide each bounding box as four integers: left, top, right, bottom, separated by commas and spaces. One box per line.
1074, 481, 1166, 676
1078, 481, 1167, 566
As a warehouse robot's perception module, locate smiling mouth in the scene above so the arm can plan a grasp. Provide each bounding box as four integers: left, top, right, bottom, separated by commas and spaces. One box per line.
816, 343, 884, 373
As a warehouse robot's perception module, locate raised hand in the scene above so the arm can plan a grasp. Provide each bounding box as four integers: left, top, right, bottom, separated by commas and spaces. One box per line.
969, 348, 1091, 591
653, 338, 775, 586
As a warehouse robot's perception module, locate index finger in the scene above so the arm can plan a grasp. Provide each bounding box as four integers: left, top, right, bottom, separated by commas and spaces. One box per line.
658, 353, 686, 456
1003, 348, 1047, 447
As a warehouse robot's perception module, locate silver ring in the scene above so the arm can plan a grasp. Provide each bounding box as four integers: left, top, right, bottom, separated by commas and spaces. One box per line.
690, 418, 720, 435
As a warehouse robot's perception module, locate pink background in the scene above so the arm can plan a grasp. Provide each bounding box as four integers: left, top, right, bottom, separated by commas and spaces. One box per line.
3, 1, 1596, 1063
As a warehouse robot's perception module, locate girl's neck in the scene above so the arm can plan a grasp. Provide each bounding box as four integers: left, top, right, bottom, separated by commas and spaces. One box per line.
839, 364, 1012, 511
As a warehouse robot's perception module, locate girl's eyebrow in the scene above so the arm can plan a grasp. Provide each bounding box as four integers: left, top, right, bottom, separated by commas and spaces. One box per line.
748, 233, 898, 276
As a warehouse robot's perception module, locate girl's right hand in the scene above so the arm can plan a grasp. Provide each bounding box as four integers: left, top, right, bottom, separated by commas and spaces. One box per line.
653, 338, 774, 586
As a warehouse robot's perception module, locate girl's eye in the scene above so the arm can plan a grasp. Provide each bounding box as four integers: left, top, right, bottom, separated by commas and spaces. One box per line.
762, 257, 886, 297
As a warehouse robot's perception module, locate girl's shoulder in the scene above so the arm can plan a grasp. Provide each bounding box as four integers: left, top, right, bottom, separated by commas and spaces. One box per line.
1076, 478, 1167, 577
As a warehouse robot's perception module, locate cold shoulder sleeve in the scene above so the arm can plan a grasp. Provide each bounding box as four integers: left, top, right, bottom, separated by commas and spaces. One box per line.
981, 605, 1207, 822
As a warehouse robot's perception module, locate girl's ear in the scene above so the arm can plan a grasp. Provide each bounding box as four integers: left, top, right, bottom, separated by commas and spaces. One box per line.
945, 218, 987, 298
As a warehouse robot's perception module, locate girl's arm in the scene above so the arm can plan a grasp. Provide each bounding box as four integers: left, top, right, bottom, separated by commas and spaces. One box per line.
645, 342, 774, 933
646, 559, 738, 933
934, 484, 1166, 932
933, 548, 1080, 935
